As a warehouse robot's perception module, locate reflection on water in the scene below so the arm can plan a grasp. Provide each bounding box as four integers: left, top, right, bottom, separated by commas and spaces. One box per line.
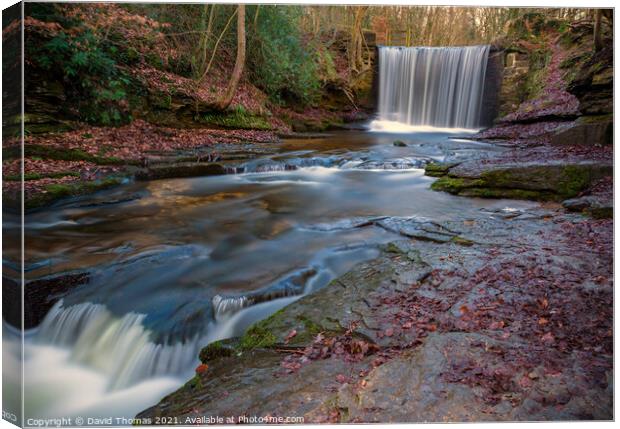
4, 129, 528, 421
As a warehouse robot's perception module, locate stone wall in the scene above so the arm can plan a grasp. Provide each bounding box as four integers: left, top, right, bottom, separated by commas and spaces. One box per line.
498, 51, 530, 117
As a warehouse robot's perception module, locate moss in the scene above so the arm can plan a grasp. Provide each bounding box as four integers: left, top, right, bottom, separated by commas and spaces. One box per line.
3, 171, 80, 181
431, 173, 557, 201
589, 206, 613, 219
556, 165, 591, 199
460, 187, 553, 201
238, 324, 277, 351
393, 140, 406, 147
135, 163, 226, 180
578, 114, 614, 124
425, 162, 453, 177
183, 375, 203, 390
383, 242, 406, 254
201, 110, 272, 131
430, 176, 484, 194
451, 236, 474, 247
24, 177, 124, 210
297, 316, 323, 336
199, 340, 234, 363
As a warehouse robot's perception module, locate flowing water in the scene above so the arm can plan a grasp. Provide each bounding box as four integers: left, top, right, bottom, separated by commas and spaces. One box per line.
4, 131, 531, 421
372, 45, 490, 131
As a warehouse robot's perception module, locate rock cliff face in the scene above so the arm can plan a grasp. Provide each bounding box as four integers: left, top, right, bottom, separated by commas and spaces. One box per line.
497, 51, 530, 117
480, 46, 504, 126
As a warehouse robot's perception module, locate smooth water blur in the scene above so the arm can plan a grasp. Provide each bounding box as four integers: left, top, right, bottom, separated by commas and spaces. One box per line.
5, 129, 533, 421
375, 46, 490, 129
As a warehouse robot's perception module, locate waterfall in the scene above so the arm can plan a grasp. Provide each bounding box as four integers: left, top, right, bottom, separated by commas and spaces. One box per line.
35, 301, 203, 391
374, 45, 490, 130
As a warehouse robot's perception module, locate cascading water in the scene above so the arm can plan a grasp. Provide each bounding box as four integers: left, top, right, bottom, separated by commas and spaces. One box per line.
372, 45, 490, 131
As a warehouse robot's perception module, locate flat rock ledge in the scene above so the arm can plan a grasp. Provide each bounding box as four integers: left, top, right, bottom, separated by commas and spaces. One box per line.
138, 209, 612, 423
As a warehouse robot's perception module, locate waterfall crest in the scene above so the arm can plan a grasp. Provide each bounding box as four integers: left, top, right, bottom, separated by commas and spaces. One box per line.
374, 45, 490, 130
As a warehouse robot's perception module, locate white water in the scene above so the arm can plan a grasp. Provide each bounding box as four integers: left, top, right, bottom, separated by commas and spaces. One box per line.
372, 45, 490, 130
5, 296, 300, 421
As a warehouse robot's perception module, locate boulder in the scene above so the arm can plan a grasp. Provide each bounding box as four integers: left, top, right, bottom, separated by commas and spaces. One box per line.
562, 195, 613, 219
551, 116, 613, 146
431, 161, 613, 201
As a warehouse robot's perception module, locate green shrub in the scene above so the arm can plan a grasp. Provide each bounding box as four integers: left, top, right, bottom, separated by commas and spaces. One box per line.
247, 6, 320, 105
28, 13, 131, 126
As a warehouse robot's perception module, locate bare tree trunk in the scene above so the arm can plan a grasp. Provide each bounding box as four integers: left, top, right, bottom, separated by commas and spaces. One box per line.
197, 4, 216, 77
218, 5, 246, 110
348, 6, 367, 73
200, 8, 237, 82
594, 9, 603, 52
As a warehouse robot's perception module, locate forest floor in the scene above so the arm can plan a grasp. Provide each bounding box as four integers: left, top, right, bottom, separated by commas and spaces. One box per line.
3, 109, 368, 210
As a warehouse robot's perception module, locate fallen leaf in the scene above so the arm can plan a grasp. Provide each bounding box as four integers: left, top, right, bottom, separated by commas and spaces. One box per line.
284, 329, 297, 344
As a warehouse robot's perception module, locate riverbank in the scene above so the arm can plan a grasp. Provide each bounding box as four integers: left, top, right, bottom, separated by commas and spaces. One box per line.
2, 113, 368, 211
138, 200, 612, 422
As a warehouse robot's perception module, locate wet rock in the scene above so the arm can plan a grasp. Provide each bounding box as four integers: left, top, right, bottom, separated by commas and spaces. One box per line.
2, 272, 90, 329
551, 116, 613, 147
567, 45, 612, 115
333, 333, 512, 422
354, 158, 428, 170
393, 140, 407, 147
135, 162, 227, 180
137, 348, 372, 423
375, 217, 460, 243
335, 332, 612, 422
139, 205, 612, 422
425, 162, 457, 177
212, 268, 318, 321
562, 195, 613, 219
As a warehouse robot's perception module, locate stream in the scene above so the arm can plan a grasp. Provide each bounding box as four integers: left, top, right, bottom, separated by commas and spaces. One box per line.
3, 128, 538, 422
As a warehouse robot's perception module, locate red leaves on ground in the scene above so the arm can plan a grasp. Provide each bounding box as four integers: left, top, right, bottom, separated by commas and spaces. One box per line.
7, 120, 279, 162
279, 324, 380, 375
284, 329, 297, 344
195, 363, 209, 374
501, 41, 580, 123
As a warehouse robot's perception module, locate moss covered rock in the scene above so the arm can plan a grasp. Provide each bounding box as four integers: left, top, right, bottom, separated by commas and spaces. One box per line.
431, 162, 612, 202
424, 162, 457, 177
135, 162, 227, 180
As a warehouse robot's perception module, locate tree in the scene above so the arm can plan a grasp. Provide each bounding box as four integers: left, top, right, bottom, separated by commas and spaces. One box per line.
348, 6, 368, 73
217, 4, 245, 110
594, 9, 603, 52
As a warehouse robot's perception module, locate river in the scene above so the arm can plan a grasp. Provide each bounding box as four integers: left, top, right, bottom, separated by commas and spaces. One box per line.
3, 128, 537, 422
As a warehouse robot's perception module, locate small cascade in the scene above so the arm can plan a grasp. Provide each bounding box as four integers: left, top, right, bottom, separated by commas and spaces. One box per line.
211, 295, 250, 322
212, 267, 318, 321
374, 45, 490, 130
231, 156, 340, 174
35, 301, 202, 391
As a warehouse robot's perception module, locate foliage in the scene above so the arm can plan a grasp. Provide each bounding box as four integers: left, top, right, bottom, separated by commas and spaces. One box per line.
247, 6, 320, 105
28, 23, 130, 125
201, 106, 272, 130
